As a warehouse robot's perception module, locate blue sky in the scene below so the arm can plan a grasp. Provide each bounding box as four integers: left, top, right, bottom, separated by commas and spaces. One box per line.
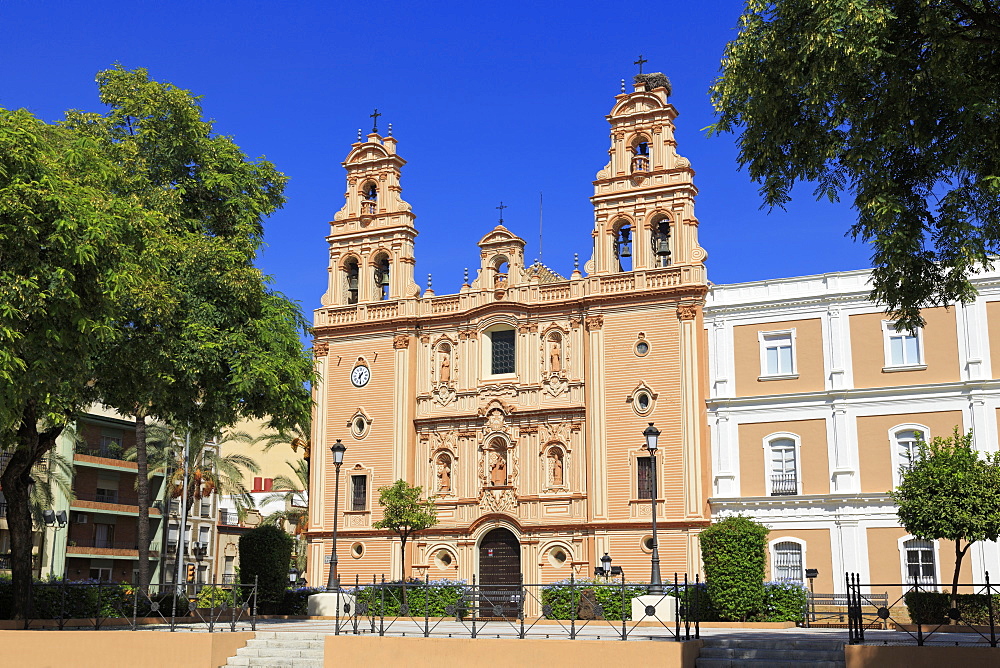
1, 1, 873, 316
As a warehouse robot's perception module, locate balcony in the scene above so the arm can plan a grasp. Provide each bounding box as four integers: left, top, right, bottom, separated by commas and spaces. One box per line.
218, 510, 240, 526
67, 539, 160, 555
770, 473, 799, 496
222, 573, 237, 584
76, 443, 128, 462
74, 490, 140, 506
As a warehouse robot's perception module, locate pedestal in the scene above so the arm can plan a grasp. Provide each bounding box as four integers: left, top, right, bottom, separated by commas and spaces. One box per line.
308, 592, 357, 617
630, 594, 676, 623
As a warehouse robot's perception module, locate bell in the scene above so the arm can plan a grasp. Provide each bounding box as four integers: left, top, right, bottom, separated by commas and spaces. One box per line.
347, 275, 359, 291
376, 270, 390, 287
619, 242, 632, 258
657, 238, 670, 255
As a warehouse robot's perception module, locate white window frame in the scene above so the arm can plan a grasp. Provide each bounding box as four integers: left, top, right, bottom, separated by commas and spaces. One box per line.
758, 329, 798, 380
481, 323, 518, 380
881, 320, 926, 371
762, 432, 802, 496
769, 537, 807, 583
898, 535, 941, 589
889, 424, 930, 488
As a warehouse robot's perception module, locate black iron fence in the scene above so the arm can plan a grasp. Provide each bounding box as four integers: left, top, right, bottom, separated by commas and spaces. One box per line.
317, 573, 704, 641
846, 572, 999, 646
21, 579, 258, 632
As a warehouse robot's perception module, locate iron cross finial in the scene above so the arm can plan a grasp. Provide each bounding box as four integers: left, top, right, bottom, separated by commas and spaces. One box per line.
497, 201, 507, 225
634, 55, 648, 75
370, 108, 381, 133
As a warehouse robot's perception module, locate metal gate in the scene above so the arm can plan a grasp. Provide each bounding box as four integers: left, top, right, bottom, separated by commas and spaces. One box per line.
478, 527, 521, 619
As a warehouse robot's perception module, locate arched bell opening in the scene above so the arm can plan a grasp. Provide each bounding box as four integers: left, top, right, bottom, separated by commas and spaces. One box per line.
613, 221, 633, 272
651, 216, 672, 268
372, 253, 391, 300
343, 257, 360, 304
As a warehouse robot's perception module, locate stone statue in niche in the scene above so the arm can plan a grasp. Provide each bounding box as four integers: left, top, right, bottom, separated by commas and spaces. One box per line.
439, 353, 451, 383
550, 341, 562, 373
549, 449, 564, 486
436, 454, 451, 492
490, 450, 507, 486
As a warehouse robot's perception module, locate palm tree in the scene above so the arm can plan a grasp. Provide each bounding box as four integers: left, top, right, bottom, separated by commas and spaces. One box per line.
259, 458, 309, 573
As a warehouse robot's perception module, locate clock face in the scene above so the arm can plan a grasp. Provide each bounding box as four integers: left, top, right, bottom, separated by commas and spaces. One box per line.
351, 365, 371, 388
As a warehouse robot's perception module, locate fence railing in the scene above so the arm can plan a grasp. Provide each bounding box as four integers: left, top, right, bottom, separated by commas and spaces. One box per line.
22, 579, 258, 632
316, 573, 703, 641
846, 572, 999, 646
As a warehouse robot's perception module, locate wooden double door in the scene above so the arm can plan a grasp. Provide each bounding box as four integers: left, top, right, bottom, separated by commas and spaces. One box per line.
478, 528, 521, 619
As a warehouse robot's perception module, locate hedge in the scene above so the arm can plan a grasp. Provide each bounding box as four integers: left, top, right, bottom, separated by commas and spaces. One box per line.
540, 579, 649, 621
699, 516, 769, 622
905, 591, 1000, 625
762, 581, 808, 622
239, 525, 293, 613
353, 579, 467, 617
0, 577, 189, 620
281, 587, 324, 615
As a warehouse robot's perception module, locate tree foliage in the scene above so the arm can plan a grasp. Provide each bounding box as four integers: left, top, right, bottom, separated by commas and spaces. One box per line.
373, 480, 437, 578
710, 0, 1000, 330
891, 427, 1000, 596
699, 515, 769, 622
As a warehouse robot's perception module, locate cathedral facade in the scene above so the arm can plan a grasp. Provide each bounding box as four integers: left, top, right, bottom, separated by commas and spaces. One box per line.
306, 76, 712, 586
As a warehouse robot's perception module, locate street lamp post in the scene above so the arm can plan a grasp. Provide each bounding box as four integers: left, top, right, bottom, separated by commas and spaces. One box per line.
42, 509, 67, 579
326, 439, 347, 590
643, 422, 663, 595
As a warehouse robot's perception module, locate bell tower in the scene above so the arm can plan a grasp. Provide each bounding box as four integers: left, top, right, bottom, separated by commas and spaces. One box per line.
586, 73, 704, 275
322, 121, 419, 306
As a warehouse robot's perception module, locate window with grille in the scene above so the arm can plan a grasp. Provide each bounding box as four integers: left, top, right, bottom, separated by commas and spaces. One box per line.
351, 475, 367, 511
904, 539, 936, 585
773, 542, 804, 582
769, 438, 798, 496
637, 456, 653, 499
490, 329, 516, 375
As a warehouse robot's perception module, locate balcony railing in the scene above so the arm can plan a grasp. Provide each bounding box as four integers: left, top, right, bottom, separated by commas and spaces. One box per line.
770, 473, 798, 496
0, 554, 42, 570
76, 444, 128, 462
219, 510, 240, 526
222, 573, 237, 584
68, 539, 160, 552
74, 490, 139, 506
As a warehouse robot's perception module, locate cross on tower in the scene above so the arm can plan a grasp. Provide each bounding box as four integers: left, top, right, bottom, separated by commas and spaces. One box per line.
370, 108, 381, 133
496, 201, 507, 225
634, 55, 648, 75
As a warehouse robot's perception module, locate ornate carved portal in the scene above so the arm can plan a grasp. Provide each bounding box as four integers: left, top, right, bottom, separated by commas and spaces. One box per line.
477, 404, 519, 513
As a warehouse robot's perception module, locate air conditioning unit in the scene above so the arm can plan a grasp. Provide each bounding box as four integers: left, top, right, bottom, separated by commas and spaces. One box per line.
72, 512, 89, 524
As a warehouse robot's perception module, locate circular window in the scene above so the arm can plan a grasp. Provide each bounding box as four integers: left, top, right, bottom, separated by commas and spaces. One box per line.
435, 550, 454, 570
350, 415, 370, 438
641, 535, 654, 553
351, 542, 365, 559
547, 547, 569, 567
635, 340, 650, 357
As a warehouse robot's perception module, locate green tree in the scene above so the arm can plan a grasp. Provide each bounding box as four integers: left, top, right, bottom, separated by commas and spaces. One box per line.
891, 427, 1000, 598
0, 106, 154, 617
373, 480, 438, 580
699, 515, 769, 622
67, 65, 313, 592
238, 524, 294, 613
710, 1, 1000, 331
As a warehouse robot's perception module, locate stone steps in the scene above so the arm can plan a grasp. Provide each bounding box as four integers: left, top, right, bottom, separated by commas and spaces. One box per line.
695, 637, 845, 668
223, 631, 328, 668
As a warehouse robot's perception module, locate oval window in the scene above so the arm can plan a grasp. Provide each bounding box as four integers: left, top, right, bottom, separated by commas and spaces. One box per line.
635, 340, 649, 356
637, 393, 650, 411
351, 542, 365, 558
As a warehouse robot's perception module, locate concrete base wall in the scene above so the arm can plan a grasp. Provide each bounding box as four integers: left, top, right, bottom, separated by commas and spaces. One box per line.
845, 645, 1000, 668
324, 635, 703, 668
0, 630, 253, 668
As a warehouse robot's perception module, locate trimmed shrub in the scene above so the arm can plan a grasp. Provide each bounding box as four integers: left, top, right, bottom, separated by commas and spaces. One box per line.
763, 581, 808, 622
239, 525, 294, 614
905, 591, 1000, 625
541, 579, 649, 621
196, 585, 234, 609
699, 516, 769, 621
354, 579, 466, 617
677, 582, 719, 622
281, 586, 324, 615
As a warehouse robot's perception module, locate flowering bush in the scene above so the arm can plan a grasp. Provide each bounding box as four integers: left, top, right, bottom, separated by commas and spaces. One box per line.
762, 581, 808, 622
281, 586, 324, 615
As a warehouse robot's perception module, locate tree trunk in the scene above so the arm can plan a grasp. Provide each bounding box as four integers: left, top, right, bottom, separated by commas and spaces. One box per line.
135, 411, 150, 593
400, 535, 408, 606
1, 401, 63, 619
952, 539, 970, 607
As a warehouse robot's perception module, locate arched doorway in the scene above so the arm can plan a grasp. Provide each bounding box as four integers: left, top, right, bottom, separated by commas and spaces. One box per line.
478, 527, 521, 618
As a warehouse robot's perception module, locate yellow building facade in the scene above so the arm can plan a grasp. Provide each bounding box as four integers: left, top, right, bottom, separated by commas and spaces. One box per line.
307, 76, 712, 586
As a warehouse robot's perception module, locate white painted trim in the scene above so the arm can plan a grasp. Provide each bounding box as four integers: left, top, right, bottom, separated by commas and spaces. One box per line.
898, 534, 943, 589
758, 328, 798, 379
762, 432, 802, 496
769, 536, 807, 583
888, 423, 930, 489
